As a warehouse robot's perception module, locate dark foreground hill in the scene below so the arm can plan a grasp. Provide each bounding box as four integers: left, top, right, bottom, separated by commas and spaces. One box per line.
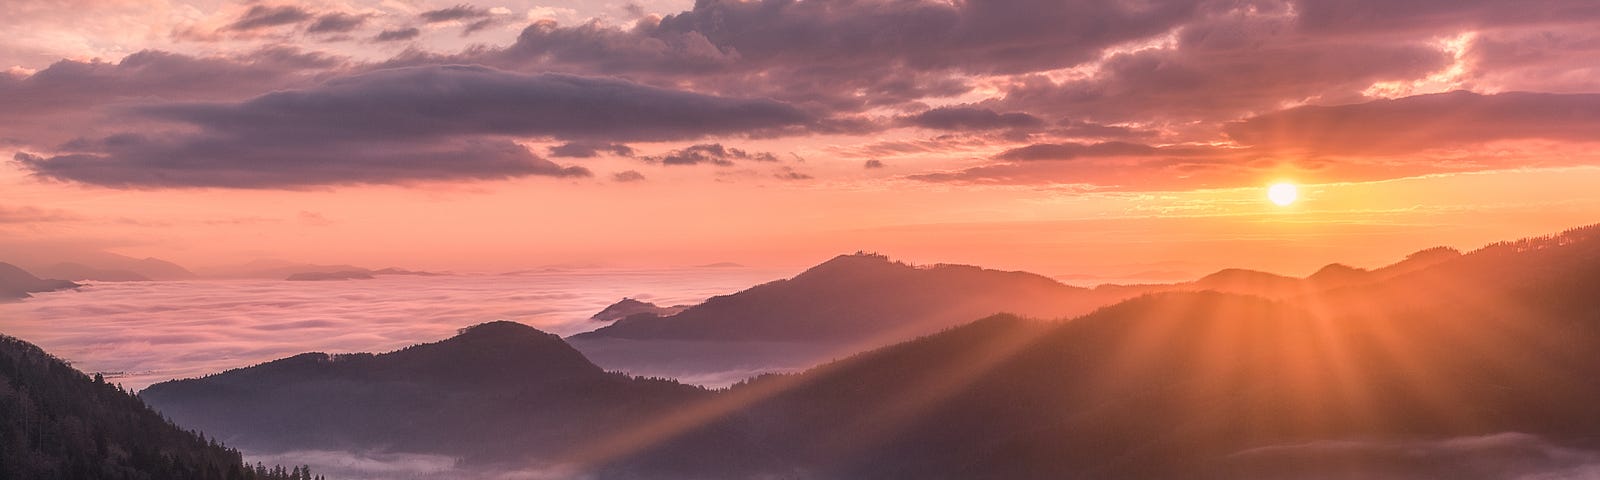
0, 262, 77, 301
141, 321, 712, 464
0, 334, 322, 479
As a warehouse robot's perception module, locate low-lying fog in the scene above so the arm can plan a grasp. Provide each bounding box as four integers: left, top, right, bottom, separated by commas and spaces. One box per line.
0, 267, 791, 390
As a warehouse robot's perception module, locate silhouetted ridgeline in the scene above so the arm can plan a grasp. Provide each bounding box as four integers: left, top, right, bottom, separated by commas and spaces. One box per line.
599, 224, 1600, 479
0, 335, 326, 480
0, 262, 78, 301
143, 224, 1600, 479
141, 321, 712, 463
576, 252, 1117, 342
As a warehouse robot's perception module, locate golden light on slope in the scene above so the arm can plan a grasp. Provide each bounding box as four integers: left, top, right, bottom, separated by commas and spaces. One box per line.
1268, 182, 1299, 206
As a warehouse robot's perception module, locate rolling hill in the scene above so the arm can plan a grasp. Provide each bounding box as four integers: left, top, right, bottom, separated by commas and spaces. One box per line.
0, 334, 320, 479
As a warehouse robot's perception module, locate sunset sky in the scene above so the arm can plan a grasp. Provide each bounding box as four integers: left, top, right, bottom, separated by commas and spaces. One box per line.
4, 0, 1600, 277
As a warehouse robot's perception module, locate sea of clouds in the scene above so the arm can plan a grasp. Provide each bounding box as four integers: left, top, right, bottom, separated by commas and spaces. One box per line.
0, 267, 790, 390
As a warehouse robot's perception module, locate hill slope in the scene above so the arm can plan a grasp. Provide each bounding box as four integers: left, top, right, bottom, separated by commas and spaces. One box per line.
577, 253, 1118, 342
141, 321, 712, 463
0, 334, 312, 479
592, 225, 1600, 479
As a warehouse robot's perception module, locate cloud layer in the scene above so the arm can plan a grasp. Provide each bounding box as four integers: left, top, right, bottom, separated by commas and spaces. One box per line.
0, 268, 790, 390
16, 65, 815, 187
2, 0, 1599, 190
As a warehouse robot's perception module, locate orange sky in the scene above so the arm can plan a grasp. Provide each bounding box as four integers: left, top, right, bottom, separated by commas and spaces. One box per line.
3, 0, 1599, 279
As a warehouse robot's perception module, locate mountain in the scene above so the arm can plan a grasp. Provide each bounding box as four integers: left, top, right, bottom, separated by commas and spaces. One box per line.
0, 334, 319, 479
590, 298, 690, 322
576, 252, 1122, 343
141, 321, 710, 464
370, 267, 443, 276
202, 260, 372, 279
30, 262, 152, 282
141, 225, 1600, 478
0, 262, 78, 301
284, 270, 373, 281
108, 255, 196, 280
20, 253, 195, 281
204, 260, 442, 279
587, 224, 1600, 479
1093, 245, 1465, 300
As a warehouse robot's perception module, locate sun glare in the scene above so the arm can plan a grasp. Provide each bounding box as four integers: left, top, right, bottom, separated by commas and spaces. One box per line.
1268, 182, 1298, 206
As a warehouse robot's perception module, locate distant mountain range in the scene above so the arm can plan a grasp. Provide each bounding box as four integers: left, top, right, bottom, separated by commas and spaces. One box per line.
140, 224, 1600, 479
577, 247, 1466, 344
0, 334, 323, 479
599, 224, 1600, 479
576, 252, 1118, 342
18, 254, 195, 282
204, 260, 444, 280
0, 262, 77, 301
568, 247, 1466, 383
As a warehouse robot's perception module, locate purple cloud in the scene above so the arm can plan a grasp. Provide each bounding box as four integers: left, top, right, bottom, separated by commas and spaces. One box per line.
648, 144, 779, 166
227, 5, 314, 31
1226, 91, 1600, 155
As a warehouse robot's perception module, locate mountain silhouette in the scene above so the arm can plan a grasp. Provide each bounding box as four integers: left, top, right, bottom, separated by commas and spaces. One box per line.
0, 334, 319, 479
1093, 245, 1465, 301
577, 252, 1120, 343
590, 298, 690, 322
0, 261, 78, 301
20, 254, 195, 281
284, 270, 373, 281
31, 262, 152, 282
588, 225, 1600, 479
139, 225, 1600, 479
141, 321, 709, 463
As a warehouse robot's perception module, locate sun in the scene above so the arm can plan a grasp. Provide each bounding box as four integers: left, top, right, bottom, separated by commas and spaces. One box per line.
1267, 182, 1298, 206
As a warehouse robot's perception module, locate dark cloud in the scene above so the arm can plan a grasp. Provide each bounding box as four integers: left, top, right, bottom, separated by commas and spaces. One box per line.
420, 4, 493, 23
649, 144, 778, 166
462, 18, 504, 36
1461, 26, 1600, 93
906, 141, 1271, 190
996, 142, 1161, 161
12, 65, 816, 188
1052, 119, 1156, 140
1293, 0, 1600, 34
447, 0, 1204, 112
864, 159, 885, 169
828, 134, 996, 158
227, 5, 314, 31
375, 28, 422, 42
1225, 91, 1600, 155
548, 142, 635, 158
136, 65, 812, 143
15, 137, 589, 189
0, 48, 343, 147
306, 13, 369, 34
636, 0, 1200, 75
993, 7, 1452, 123
611, 170, 647, 183
901, 107, 1044, 131
0, 48, 339, 114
